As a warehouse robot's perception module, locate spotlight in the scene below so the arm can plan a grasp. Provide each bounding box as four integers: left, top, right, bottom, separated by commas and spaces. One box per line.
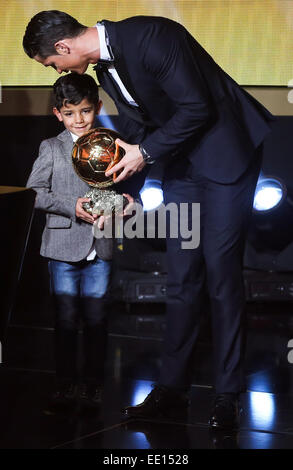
139, 158, 167, 212
253, 176, 286, 212
140, 179, 164, 211
245, 173, 293, 273
96, 107, 117, 131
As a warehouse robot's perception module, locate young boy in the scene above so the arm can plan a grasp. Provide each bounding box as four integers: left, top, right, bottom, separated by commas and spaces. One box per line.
27, 73, 116, 410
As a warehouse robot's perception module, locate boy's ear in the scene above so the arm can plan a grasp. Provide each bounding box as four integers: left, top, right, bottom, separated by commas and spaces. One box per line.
96, 100, 103, 114
54, 41, 70, 55
53, 107, 63, 122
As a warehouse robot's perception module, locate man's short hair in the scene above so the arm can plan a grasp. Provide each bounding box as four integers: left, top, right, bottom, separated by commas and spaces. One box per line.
53, 73, 100, 110
23, 10, 86, 59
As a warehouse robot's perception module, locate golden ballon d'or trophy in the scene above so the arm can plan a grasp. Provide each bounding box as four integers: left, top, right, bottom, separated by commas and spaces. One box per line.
72, 127, 128, 216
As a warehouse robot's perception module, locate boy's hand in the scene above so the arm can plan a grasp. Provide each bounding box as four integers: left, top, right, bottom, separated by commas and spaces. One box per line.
122, 193, 136, 216
95, 193, 135, 230
105, 139, 146, 183
75, 198, 98, 224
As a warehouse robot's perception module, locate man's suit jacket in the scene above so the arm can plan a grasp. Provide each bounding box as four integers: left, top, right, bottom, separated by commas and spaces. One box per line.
27, 129, 112, 262
96, 16, 275, 184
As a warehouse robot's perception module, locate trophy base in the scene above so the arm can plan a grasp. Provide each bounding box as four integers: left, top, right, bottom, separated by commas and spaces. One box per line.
82, 188, 127, 216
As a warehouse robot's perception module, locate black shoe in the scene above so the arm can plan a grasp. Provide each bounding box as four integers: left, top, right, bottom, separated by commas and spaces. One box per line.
208, 394, 240, 430
47, 382, 77, 412
79, 383, 103, 408
122, 385, 190, 419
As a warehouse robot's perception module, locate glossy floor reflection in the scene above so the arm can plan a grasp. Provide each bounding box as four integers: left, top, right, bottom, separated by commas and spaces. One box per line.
1, 369, 293, 449
0, 371, 293, 448
1, 302, 293, 449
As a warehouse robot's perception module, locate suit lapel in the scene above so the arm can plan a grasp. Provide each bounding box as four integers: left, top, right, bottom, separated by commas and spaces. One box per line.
101, 20, 150, 117
56, 129, 89, 191
57, 129, 74, 163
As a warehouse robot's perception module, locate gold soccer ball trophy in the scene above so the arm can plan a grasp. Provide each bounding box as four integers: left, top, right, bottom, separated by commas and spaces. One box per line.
72, 127, 127, 215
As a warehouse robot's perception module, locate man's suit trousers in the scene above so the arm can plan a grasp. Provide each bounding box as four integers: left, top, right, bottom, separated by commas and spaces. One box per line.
159, 149, 262, 393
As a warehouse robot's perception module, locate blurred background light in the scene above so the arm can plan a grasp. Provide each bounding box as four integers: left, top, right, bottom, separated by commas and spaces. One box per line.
253, 176, 286, 212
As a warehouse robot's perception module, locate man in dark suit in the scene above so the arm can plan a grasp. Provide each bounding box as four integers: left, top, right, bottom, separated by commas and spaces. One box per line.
23, 11, 274, 429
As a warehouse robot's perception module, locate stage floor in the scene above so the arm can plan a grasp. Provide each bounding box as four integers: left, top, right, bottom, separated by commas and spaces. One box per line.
0, 368, 293, 449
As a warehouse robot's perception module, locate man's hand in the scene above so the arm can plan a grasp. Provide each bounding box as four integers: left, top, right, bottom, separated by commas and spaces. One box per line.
105, 139, 146, 183
75, 197, 98, 224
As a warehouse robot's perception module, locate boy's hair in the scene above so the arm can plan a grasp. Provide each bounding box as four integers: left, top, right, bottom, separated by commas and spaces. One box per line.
53, 73, 100, 110
23, 10, 86, 59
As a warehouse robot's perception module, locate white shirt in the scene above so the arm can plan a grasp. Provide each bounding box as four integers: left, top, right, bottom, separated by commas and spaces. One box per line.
71, 132, 96, 261
96, 23, 138, 107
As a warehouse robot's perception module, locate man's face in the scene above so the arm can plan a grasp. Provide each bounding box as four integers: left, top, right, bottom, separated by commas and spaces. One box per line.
34, 52, 89, 75
53, 98, 101, 137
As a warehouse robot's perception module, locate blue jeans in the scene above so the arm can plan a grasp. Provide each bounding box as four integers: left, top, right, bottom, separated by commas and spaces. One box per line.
48, 256, 111, 299
48, 257, 111, 384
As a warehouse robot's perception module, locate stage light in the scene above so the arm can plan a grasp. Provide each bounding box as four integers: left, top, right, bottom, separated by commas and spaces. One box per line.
132, 381, 153, 406
140, 179, 164, 211
96, 113, 117, 131
245, 171, 293, 275
249, 391, 275, 429
253, 176, 286, 212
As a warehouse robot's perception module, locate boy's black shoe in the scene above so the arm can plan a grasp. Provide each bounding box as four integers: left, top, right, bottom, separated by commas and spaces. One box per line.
79, 383, 103, 408
122, 385, 190, 419
47, 382, 77, 412
208, 394, 240, 430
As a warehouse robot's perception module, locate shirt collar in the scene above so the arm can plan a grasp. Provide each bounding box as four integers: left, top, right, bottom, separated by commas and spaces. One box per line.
96, 23, 113, 62
70, 132, 79, 142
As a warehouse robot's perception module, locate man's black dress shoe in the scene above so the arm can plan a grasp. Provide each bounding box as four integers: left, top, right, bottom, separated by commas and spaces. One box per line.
122, 385, 190, 419
208, 394, 240, 430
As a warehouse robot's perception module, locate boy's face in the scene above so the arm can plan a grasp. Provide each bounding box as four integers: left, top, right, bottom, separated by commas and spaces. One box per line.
53, 98, 102, 137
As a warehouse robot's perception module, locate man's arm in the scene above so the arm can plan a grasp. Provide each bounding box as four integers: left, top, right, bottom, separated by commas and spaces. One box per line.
140, 23, 211, 159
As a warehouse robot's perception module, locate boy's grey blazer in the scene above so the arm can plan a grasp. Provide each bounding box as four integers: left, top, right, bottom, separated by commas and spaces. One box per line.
27, 129, 112, 262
